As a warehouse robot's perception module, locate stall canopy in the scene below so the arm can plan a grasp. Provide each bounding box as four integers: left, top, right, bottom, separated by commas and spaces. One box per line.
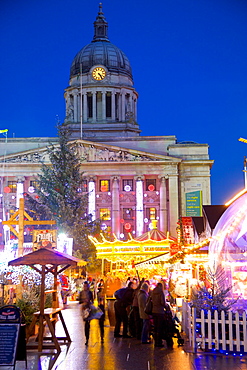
8, 248, 81, 270
135, 228, 177, 242
8, 247, 83, 312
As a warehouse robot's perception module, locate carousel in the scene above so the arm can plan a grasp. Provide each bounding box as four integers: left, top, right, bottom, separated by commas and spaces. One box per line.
90, 220, 211, 298
89, 221, 177, 275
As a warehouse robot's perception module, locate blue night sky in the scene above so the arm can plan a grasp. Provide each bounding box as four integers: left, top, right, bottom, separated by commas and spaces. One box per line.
1, 0, 247, 205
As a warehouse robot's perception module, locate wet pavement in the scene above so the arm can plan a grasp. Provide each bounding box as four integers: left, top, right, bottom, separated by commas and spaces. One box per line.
5, 301, 247, 370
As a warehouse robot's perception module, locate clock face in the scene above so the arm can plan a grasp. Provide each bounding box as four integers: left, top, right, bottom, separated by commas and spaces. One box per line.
92, 67, 106, 81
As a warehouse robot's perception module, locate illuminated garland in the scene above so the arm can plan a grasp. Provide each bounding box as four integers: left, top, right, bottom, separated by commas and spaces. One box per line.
166, 238, 211, 264
0, 263, 54, 289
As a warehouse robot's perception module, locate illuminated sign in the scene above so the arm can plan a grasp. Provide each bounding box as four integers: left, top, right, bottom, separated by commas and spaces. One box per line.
33, 229, 57, 250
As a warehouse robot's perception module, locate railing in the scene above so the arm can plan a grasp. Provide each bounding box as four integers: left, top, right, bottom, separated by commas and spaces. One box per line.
182, 302, 247, 354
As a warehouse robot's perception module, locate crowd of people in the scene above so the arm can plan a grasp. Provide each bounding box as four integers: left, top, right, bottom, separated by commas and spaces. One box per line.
78, 276, 183, 348
113, 278, 181, 347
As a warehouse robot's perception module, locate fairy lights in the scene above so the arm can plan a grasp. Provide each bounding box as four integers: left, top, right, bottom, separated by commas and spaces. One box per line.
136, 179, 144, 236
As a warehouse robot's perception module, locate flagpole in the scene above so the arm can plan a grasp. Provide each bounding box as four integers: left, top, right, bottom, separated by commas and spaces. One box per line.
80, 64, 83, 140
0, 129, 9, 246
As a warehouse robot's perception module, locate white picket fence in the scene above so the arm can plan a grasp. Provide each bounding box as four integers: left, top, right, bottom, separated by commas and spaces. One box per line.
182, 301, 247, 353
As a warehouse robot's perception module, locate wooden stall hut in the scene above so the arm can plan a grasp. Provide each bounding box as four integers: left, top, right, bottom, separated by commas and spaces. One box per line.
8, 247, 82, 353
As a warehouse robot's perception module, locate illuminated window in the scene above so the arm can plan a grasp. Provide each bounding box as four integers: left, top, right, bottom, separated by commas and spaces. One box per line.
8, 181, 17, 193
30, 180, 39, 191
147, 207, 156, 220
146, 179, 156, 191
123, 179, 133, 192
100, 208, 111, 220
123, 208, 133, 220
100, 180, 110, 192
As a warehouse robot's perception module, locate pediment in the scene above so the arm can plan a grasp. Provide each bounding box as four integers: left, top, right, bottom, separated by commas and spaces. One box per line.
0, 147, 49, 164
0, 139, 181, 164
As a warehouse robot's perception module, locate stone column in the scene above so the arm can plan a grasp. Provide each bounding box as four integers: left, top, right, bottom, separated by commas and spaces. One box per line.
159, 176, 168, 233
168, 175, 179, 237
111, 91, 115, 120
83, 92, 87, 122
93, 92, 97, 121
111, 176, 120, 238
66, 95, 71, 118
121, 91, 125, 122
75, 93, 79, 122
134, 98, 137, 122
102, 90, 106, 121
135, 176, 144, 236
88, 178, 96, 221
16, 177, 25, 212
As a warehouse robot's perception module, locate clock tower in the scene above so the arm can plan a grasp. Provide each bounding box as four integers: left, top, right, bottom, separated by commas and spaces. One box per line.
64, 4, 140, 139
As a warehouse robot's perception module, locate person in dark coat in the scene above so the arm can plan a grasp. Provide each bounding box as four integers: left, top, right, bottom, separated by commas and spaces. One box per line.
114, 281, 135, 338
131, 278, 144, 338
79, 281, 93, 345
138, 282, 151, 344
151, 282, 167, 347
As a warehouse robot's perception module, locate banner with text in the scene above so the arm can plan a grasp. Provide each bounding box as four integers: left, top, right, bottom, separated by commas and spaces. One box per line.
185, 190, 202, 217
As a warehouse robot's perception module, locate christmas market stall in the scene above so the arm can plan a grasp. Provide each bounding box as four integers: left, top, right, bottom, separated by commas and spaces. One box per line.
134, 239, 210, 301
8, 247, 81, 353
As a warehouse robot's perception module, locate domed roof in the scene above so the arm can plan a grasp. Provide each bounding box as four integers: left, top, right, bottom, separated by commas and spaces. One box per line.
70, 5, 133, 80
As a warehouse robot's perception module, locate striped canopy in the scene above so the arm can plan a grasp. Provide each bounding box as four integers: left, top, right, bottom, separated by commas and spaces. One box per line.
135, 228, 177, 242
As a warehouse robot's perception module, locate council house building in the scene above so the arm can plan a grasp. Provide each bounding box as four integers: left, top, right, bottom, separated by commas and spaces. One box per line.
0, 5, 213, 249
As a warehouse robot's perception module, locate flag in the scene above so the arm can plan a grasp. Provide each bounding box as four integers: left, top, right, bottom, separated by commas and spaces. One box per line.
0, 129, 8, 133
239, 137, 247, 143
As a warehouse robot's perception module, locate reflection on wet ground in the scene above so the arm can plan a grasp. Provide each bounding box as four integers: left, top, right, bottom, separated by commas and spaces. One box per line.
5, 301, 247, 370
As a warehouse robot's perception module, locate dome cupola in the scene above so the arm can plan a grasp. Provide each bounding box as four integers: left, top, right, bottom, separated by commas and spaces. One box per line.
64, 4, 140, 139
70, 3, 133, 80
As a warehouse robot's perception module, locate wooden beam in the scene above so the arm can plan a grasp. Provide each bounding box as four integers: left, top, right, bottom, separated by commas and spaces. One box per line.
2, 220, 56, 225
1, 197, 56, 256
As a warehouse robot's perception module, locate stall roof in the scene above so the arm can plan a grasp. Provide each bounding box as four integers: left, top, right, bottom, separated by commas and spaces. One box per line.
8, 247, 82, 267
135, 228, 177, 242
192, 205, 228, 235
203, 205, 228, 229
135, 252, 170, 267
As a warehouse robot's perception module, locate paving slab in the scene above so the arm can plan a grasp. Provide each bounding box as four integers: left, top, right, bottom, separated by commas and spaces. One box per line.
4, 301, 247, 370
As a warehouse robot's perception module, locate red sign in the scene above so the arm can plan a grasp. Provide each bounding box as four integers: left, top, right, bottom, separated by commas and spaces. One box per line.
170, 243, 181, 256
181, 217, 194, 245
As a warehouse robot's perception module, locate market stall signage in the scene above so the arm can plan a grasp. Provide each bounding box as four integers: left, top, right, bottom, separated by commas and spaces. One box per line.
170, 243, 181, 256
185, 191, 202, 217
0, 324, 20, 366
0, 305, 21, 367
181, 217, 194, 244
33, 229, 57, 250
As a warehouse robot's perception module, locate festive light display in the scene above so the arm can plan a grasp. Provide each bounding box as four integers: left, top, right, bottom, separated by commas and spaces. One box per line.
91, 227, 177, 264
209, 192, 247, 300
0, 261, 54, 288
136, 179, 144, 236
88, 180, 96, 221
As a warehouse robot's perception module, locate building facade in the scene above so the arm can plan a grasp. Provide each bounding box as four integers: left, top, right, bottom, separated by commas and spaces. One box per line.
0, 5, 213, 247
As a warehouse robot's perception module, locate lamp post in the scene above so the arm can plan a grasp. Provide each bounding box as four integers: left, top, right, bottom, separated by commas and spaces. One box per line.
238, 138, 247, 188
